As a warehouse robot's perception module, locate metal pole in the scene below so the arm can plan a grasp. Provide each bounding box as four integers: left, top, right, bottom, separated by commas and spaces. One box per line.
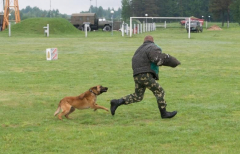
137, 24, 139, 34
95, 0, 97, 14
3, 0, 5, 11
110, 10, 114, 36
122, 23, 124, 37
188, 18, 190, 39
49, 0, 51, 18
133, 24, 135, 34
141, 24, 142, 33
85, 24, 87, 37
143, 21, 145, 33
111, 14, 113, 35
90, 0, 91, 13
146, 18, 147, 32
47, 24, 49, 37
130, 17, 132, 37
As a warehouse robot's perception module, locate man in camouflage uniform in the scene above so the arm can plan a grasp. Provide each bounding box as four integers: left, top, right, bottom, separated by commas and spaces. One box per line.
110, 35, 181, 119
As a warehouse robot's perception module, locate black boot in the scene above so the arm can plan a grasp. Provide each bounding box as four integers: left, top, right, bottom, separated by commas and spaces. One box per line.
110, 98, 125, 116
159, 107, 177, 119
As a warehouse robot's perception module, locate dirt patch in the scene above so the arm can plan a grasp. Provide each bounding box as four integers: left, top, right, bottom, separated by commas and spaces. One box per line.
207, 25, 222, 30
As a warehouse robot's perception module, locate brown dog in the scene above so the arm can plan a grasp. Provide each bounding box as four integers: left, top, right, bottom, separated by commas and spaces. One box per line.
54, 85, 109, 120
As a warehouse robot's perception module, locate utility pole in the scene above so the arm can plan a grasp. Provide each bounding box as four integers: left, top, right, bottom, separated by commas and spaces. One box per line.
90, 0, 92, 13
3, 0, 5, 11
49, 0, 51, 18
96, 0, 98, 14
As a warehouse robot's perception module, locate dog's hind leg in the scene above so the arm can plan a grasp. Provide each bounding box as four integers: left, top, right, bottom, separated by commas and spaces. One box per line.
58, 111, 67, 120
65, 107, 75, 119
57, 102, 72, 120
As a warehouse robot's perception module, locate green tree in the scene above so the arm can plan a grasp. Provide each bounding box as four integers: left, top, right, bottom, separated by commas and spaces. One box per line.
183, 0, 205, 17
230, 0, 240, 25
97, 6, 104, 18
131, 0, 143, 17
209, 0, 232, 26
144, 0, 159, 17
20, 6, 69, 20
130, 0, 159, 17
81, 6, 122, 20
122, 0, 132, 21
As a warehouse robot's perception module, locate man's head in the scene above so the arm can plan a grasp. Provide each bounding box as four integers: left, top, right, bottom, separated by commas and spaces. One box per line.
144, 35, 154, 43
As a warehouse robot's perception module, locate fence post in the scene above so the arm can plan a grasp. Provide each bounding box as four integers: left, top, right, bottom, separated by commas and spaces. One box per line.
143, 21, 145, 33
9, 22, 11, 37
122, 23, 124, 37
137, 24, 139, 34
134, 24, 136, 34
85, 24, 88, 37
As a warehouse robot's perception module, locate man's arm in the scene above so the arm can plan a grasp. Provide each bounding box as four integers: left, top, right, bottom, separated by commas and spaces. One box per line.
147, 46, 165, 65
148, 46, 181, 67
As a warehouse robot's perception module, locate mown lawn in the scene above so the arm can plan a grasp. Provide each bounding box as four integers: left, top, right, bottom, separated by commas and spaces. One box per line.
0, 24, 239, 154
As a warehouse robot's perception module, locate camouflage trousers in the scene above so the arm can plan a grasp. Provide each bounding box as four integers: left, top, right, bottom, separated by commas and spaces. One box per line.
122, 73, 167, 109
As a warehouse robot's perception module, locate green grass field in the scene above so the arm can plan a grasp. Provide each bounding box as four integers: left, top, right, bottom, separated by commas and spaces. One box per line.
0, 19, 240, 154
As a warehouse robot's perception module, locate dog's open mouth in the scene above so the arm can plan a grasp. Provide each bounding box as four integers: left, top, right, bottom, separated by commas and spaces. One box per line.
100, 87, 108, 93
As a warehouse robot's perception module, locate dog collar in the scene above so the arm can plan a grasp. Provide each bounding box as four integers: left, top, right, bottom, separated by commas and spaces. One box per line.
89, 89, 97, 95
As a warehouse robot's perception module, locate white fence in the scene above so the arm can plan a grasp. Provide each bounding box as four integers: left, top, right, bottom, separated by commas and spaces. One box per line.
129, 17, 191, 38
121, 21, 156, 37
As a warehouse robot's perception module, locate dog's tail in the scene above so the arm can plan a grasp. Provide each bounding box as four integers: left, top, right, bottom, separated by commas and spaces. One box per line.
54, 103, 61, 116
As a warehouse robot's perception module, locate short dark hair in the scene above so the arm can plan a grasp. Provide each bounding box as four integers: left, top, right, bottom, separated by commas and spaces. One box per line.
144, 35, 154, 42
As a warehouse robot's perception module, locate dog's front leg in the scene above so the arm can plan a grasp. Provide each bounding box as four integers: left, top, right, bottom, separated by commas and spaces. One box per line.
92, 104, 109, 112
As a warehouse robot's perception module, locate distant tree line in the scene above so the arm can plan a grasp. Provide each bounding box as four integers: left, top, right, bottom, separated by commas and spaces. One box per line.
7, 6, 70, 21
121, 0, 240, 26
81, 5, 122, 21
8, 5, 122, 22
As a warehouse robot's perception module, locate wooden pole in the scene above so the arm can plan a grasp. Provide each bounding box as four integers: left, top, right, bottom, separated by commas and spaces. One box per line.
2, 0, 21, 30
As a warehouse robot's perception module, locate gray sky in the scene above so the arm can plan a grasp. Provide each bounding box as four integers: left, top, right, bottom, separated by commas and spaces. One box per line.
0, 0, 122, 15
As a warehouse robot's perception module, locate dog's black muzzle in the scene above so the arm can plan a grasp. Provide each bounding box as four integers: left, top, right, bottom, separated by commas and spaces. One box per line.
100, 87, 108, 93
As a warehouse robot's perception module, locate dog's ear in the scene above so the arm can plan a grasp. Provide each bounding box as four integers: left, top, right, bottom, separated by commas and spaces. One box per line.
97, 85, 101, 92
90, 86, 98, 93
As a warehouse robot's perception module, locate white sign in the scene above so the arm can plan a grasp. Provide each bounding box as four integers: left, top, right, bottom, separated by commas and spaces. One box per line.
46, 48, 58, 60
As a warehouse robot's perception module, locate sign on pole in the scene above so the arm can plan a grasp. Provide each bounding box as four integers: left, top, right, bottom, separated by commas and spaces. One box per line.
43, 24, 49, 37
